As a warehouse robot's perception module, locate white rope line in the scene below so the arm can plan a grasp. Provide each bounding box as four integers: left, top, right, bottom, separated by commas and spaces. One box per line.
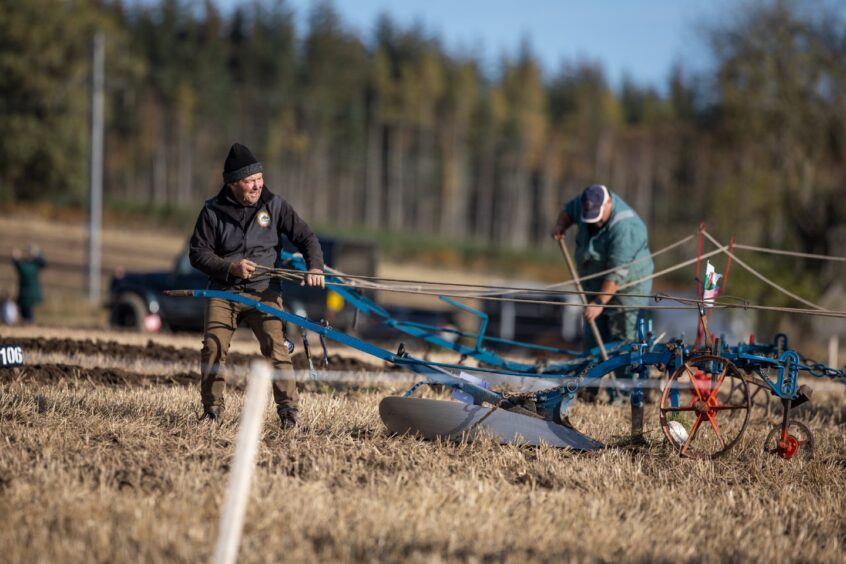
324, 265, 489, 294
262, 231, 846, 317
328, 240, 712, 300
463, 233, 696, 299
617, 248, 724, 291
317, 232, 700, 299
734, 243, 846, 262
529, 233, 696, 291
321, 269, 663, 299
312, 233, 696, 297
266, 267, 846, 317
702, 231, 825, 311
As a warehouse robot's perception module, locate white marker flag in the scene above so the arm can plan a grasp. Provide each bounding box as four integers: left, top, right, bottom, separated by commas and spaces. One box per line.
703, 260, 722, 307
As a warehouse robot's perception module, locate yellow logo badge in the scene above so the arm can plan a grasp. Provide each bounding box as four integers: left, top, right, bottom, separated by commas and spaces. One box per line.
257, 210, 271, 228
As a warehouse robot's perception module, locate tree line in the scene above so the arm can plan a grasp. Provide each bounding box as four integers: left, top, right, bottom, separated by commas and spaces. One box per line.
1, 0, 844, 301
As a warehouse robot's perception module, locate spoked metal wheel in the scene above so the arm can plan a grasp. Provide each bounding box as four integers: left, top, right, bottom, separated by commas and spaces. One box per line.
659, 355, 751, 459
748, 383, 772, 417
763, 420, 814, 460
750, 366, 780, 417
734, 374, 772, 418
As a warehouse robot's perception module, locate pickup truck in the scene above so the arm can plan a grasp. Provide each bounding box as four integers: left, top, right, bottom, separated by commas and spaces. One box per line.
107, 237, 378, 333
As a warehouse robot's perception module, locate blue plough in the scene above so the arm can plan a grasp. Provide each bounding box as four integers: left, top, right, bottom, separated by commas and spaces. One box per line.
165, 286, 845, 460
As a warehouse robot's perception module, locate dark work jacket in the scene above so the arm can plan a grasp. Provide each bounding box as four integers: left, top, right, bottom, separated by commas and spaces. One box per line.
189, 186, 324, 292
13, 256, 46, 308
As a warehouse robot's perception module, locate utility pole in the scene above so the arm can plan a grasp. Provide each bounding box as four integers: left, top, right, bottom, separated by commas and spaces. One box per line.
87, 31, 104, 303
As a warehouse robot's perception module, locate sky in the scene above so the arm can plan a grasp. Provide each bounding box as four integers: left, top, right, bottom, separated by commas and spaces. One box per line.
218, 0, 736, 91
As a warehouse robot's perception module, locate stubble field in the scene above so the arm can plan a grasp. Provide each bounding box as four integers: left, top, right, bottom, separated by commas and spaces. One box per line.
1, 328, 845, 563
1, 211, 845, 561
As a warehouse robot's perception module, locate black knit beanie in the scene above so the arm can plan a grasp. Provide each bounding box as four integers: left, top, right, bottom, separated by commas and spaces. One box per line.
222, 143, 263, 183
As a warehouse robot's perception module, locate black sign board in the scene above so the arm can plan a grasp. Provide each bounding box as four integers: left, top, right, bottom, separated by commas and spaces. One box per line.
0, 344, 24, 367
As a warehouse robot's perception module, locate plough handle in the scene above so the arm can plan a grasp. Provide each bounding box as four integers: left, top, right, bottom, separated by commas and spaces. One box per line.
557, 238, 608, 361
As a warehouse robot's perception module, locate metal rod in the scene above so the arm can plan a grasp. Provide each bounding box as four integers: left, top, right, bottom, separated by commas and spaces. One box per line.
557, 238, 608, 361
694, 222, 705, 281
721, 236, 736, 292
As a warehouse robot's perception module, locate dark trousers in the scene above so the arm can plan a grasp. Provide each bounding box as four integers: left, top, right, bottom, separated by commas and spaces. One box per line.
583, 306, 640, 378
18, 304, 34, 322
200, 289, 297, 410
583, 306, 645, 400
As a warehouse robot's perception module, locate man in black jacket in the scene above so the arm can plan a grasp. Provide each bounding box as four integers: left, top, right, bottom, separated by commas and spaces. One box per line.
189, 143, 325, 428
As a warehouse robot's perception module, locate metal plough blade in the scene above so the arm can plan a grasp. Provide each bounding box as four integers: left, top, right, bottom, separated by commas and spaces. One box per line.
379, 396, 604, 451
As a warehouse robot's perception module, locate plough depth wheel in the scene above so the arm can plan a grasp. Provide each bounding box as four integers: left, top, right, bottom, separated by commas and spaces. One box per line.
763, 420, 813, 460
659, 355, 750, 459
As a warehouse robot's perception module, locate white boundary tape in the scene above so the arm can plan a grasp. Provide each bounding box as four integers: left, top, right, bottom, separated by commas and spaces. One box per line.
213, 361, 270, 564
262, 368, 845, 393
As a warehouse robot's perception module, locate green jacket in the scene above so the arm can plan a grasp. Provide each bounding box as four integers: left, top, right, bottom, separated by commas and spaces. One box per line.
13, 256, 46, 308
564, 192, 653, 306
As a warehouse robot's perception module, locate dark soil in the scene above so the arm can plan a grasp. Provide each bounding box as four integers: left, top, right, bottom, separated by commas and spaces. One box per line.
0, 335, 391, 391
3, 336, 383, 372
0, 364, 198, 387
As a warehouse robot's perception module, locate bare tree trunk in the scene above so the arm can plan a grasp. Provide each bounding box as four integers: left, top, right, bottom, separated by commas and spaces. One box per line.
594, 128, 613, 182
295, 153, 308, 212
316, 140, 332, 223
337, 174, 354, 227
475, 134, 496, 240
611, 149, 628, 199
509, 167, 531, 248
365, 119, 383, 229
492, 159, 510, 244
635, 136, 653, 219
415, 128, 437, 233
299, 150, 315, 219
441, 130, 469, 238
387, 127, 406, 230
536, 145, 560, 243
177, 124, 193, 206
152, 124, 167, 206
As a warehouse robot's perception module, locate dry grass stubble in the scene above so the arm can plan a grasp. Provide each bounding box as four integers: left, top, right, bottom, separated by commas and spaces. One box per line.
1, 374, 845, 563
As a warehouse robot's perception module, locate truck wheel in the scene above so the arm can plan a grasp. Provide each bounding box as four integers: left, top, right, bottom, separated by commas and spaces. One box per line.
111, 293, 148, 330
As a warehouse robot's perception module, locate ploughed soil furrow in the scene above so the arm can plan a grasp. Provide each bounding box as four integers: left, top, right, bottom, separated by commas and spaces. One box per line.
5, 336, 384, 372
0, 364, 199, 387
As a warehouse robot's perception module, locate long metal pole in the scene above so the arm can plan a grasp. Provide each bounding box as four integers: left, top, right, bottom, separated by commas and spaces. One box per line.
87, 31, 104, 303
557, 238, 608, 361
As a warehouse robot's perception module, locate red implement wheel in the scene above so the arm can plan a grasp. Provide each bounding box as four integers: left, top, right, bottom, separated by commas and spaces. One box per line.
659, 355, 750, 459
763, 420, 814, 460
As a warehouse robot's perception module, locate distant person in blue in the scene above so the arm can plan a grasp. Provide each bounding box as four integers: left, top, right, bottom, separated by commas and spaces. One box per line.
551, 184, 654, 399
12, 244, 47, 323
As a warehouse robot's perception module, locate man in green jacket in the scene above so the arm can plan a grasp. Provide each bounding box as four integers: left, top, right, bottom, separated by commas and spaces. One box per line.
12, 244, 47, 323
551, 184, 654, 400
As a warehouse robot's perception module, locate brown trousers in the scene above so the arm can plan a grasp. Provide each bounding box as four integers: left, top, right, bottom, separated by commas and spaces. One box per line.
200, 289, 297, 410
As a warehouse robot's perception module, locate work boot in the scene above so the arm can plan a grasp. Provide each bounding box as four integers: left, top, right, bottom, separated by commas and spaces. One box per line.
199, 405, 223, 424
277, 406, 299, 429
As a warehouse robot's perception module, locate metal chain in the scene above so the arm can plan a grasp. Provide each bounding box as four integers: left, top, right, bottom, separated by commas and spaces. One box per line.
800, 357, 846, 379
